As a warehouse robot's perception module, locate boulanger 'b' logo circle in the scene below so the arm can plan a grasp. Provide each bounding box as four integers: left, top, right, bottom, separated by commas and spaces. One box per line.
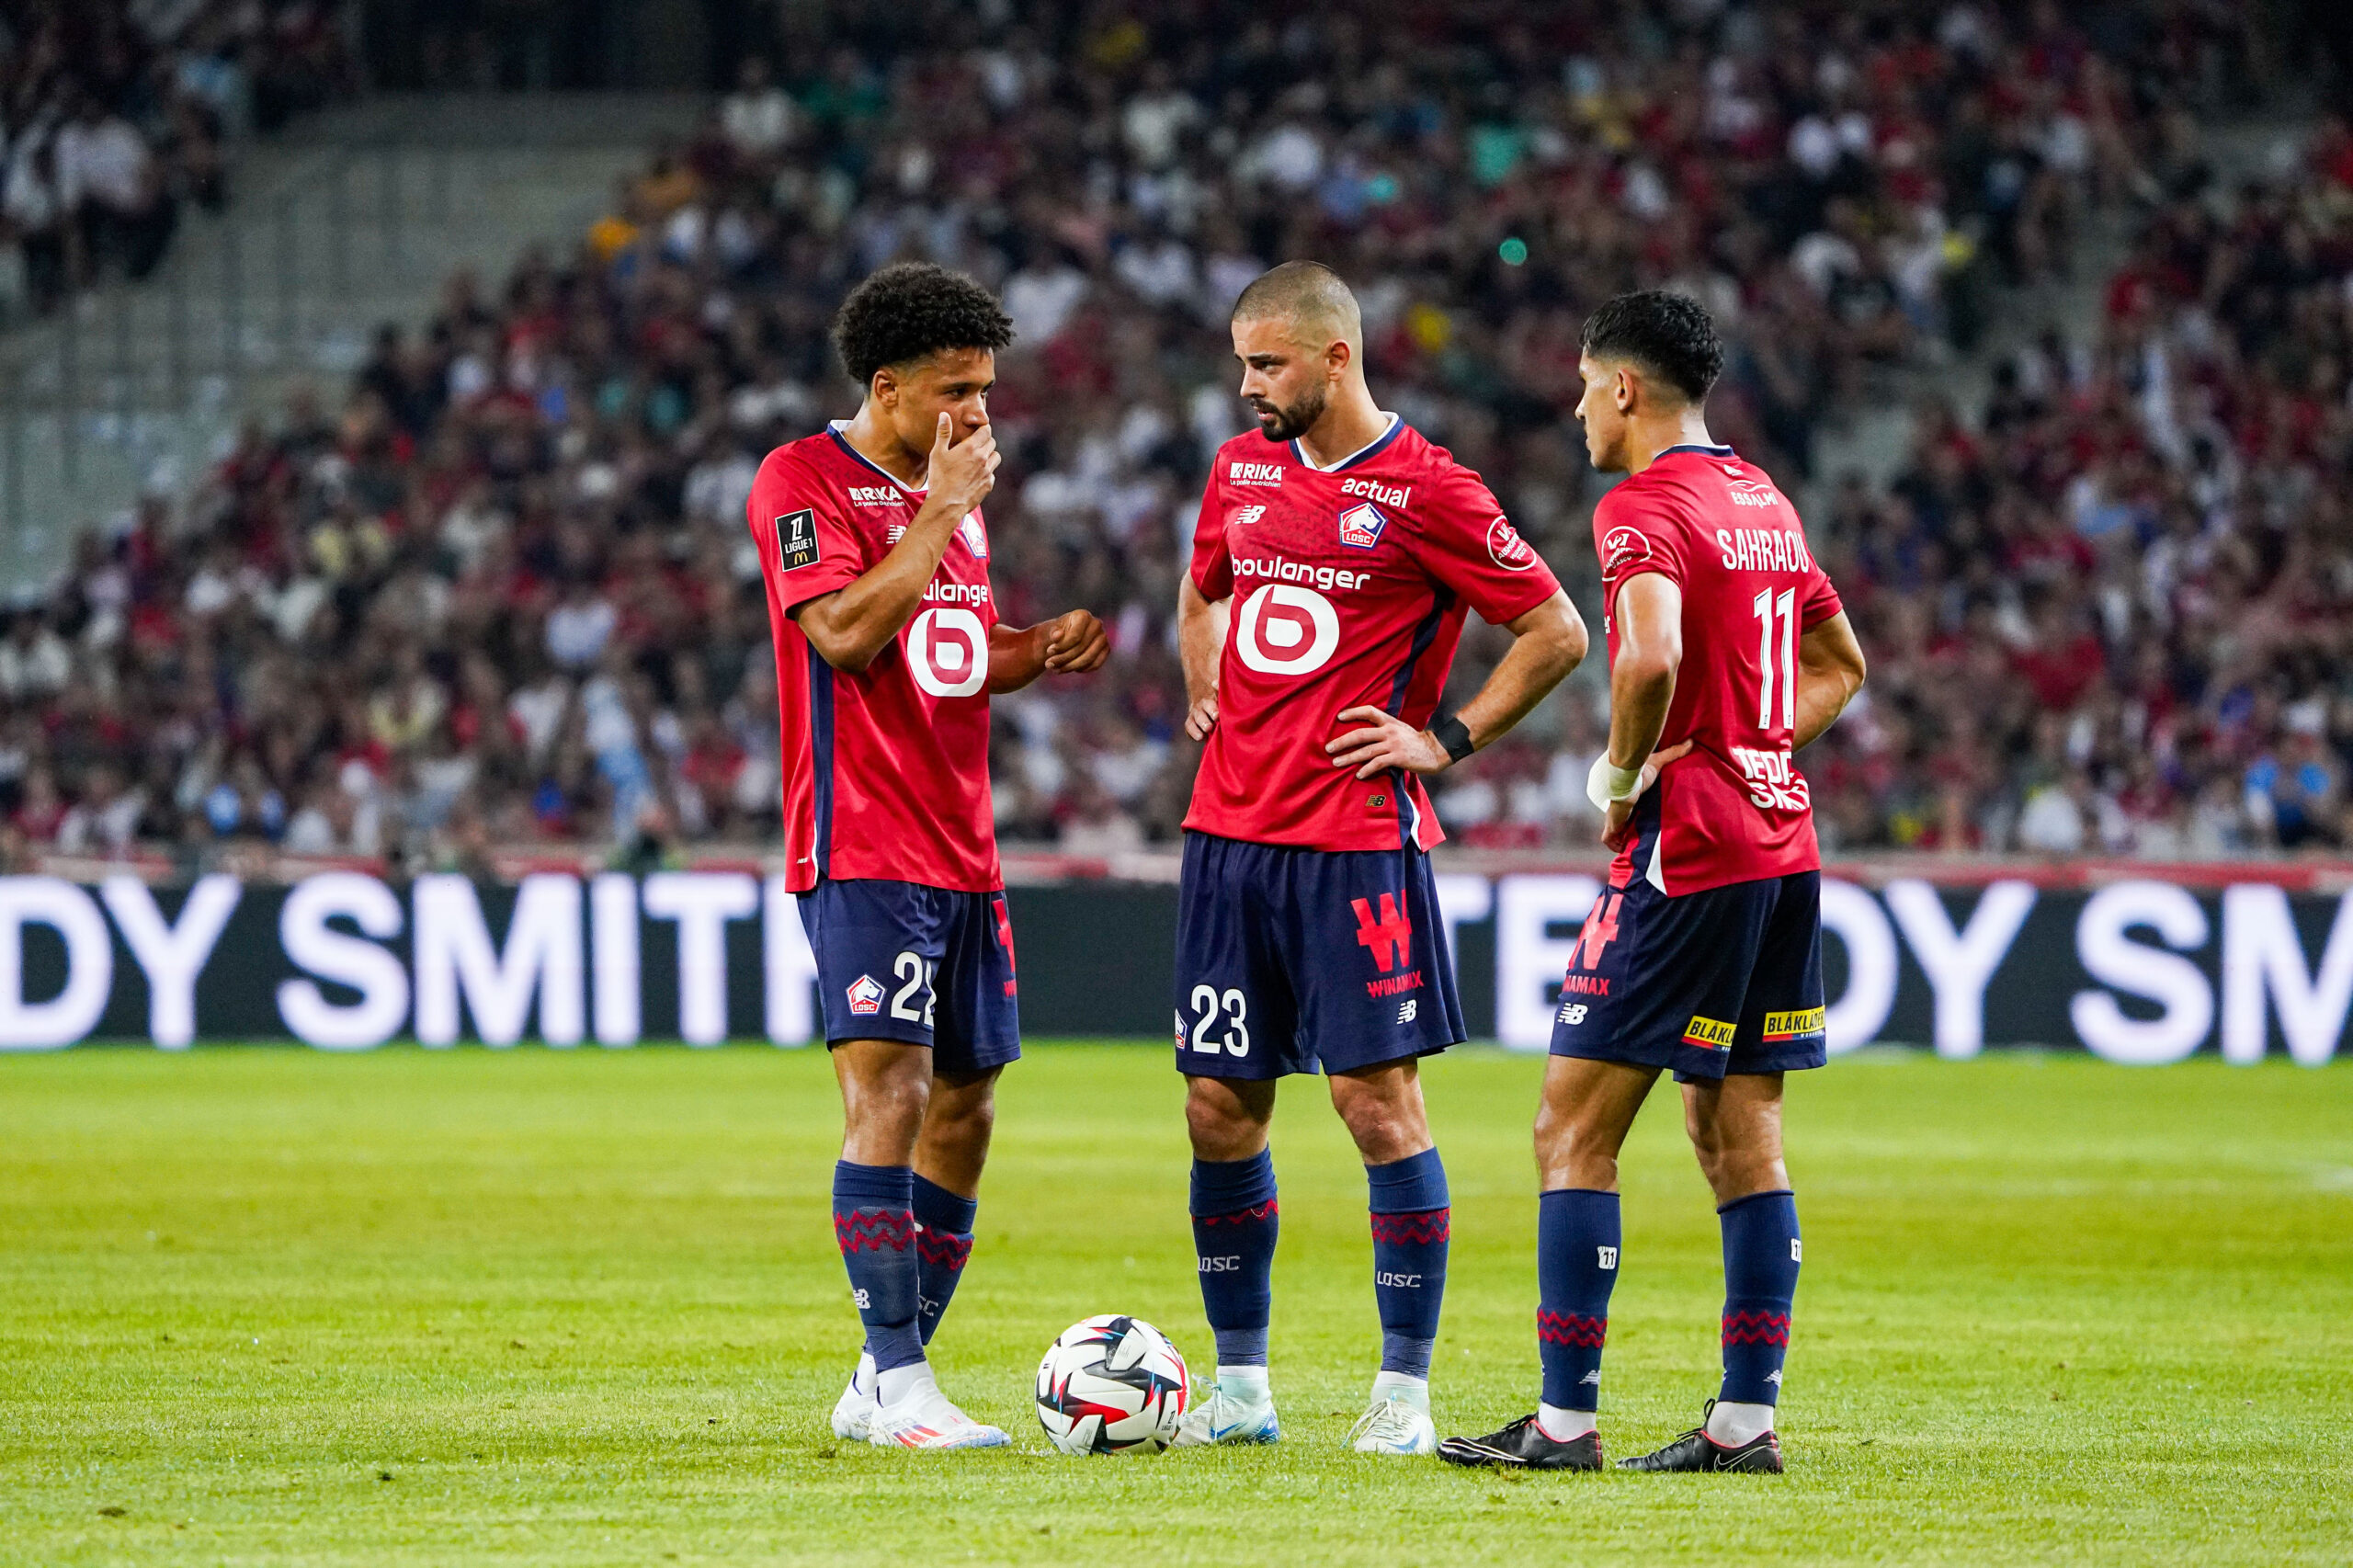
908, 607, 987, 697
1235, 584, 1341, 676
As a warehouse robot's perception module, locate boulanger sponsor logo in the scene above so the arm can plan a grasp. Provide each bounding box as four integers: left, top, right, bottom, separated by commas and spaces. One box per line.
1336, 502, 1388, 550
1682, 1014, 1736, 1050
907, 607, 987, 698
1487, 516, 1536, 571
1229, 460, 1286, 486
1233, 583, 1341, 676
922, 579, 991, 606
1600, 525, 1651, 574
1232, 555, 1369, 593
1762, 1006, 1826, 1040
847, 974, 884, 1016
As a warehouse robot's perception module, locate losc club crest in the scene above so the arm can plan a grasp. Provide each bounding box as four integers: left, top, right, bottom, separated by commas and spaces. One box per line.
1337, 502, 1388, 550
847, 974, 884, 1016
958, 514, 989, 558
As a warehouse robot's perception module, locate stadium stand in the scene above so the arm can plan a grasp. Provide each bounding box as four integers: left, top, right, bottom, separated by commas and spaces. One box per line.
0, 2, 2284, 871
0, 0, 356, 319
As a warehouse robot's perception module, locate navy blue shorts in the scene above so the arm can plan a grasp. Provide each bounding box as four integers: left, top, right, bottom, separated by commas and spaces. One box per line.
798, 878, 1020, 1074
1549, 869, 1825, 1084
1174, 831, 1465, 1081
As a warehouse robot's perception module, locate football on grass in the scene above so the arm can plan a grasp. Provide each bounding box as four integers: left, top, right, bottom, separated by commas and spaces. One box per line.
1034, 1314, 1189, 1454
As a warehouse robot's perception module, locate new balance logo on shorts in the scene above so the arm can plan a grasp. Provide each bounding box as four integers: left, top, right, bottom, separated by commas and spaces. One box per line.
1396, 999, 1417, 1024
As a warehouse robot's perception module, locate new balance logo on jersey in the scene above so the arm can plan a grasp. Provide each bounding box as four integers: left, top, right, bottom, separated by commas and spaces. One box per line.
1229, 504, 1267, 529
1341, 475, 1410, 508
777, 509, 819, 569
847, 974, 883, 1016
1337, 502, 1388, 550
1396, 999, 1418, 1025
847, 485, 900, 507
1230, 460, 1286, 486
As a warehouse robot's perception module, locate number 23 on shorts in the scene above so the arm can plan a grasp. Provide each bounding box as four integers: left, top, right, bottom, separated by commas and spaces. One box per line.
1182, 985, 1250, 1057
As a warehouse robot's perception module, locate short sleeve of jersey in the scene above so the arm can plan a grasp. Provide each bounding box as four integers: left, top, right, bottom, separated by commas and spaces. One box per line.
1800, 553, 1844, 629
1188, 472, 1233, 600
1407, 467, 1561, 624
1593, 483, 1689, 601
747, 449, 865, 613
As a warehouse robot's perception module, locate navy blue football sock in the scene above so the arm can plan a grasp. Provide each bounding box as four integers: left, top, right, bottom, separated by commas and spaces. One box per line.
1537, 1188, 1620, 1411
1190, 1150, 1279, 1367
832, 1160, 923, 1373
910, 1173, 977, 1346
1719, 1188, 1801, 1406
1366, 1148, 1449, 1379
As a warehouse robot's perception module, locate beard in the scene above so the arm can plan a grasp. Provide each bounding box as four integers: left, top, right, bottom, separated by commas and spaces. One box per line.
1250, 381, 1328, 443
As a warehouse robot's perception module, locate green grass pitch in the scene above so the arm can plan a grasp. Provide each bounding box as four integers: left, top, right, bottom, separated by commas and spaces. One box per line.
2, 1045, 2348, 1566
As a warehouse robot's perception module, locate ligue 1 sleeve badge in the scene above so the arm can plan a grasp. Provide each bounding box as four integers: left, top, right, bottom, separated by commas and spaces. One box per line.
1601, 525, 1652, 574
1337, 502, 1388, 550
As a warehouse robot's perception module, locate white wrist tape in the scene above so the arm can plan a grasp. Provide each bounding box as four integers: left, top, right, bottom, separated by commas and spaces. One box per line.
1586, 753, 1652, 812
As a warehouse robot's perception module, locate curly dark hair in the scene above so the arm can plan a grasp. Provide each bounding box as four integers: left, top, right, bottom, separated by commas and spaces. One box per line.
830, 262, 1015, 388
1579, 290, 1723, 404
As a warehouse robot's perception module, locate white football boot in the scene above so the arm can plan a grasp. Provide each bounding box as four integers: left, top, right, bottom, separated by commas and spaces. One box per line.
1171, 1370, 1281, 1447
866, 1364, 1011, 1450
1347, 1388, 1438, 1455
829, 1352, 877, 1441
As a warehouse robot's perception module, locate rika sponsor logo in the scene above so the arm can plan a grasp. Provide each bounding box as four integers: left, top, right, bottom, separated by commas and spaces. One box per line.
1230, 460, 1287, 486
1486, 516, 1536, 571
1341, 475, 1410, 508
1762, 1006, 1827, 1040
1600, 525, 1651, 574
1682, 1014, 1737, 1050
847, 974, 884, 1016
847, 484, 901, 507
1229, 504, 1267, 529
1337, 501, 1388, 550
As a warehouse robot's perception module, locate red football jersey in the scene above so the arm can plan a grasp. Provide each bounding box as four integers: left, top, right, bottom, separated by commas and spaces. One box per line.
748, 426, 1001, 893
1187, 416, 1563, 851
1594, 443, 1844, 895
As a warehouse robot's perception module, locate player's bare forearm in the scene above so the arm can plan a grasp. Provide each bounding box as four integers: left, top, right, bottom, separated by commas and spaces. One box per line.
1453, 591, 1586, 748
1324, 592, 1586, 780
795, 415, 998, 673
1177, 575, 1227, 741
1607, 574, 1682, 767
987, 611, 1109, 693
1791, 610, 1867, 751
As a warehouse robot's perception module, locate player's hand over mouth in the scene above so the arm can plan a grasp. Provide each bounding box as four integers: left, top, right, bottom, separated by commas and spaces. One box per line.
1325, 705, 1454, 778
928, 412, 999, 515
1599, 740, 1694, 850
1041, 609, 1110, 674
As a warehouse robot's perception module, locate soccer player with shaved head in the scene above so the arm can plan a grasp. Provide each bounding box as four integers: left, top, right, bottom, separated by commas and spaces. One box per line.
1171, 262, 1589, 1453
746, 261, 1110, 1450
1438, 291, 1867, 1473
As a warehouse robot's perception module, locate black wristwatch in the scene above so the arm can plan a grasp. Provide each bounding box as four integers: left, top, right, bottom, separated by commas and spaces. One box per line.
1432, 714, 1476, 764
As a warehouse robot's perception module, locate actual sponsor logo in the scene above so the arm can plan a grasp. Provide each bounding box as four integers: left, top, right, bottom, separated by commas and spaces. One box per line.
1233, 584, 1341, 676
1487, 516, 1536, 571
1341, 475, 1410, 508
1337, 502, 1388, 550
1761, 1006, 1826, 1041
777, 508, 820, 569
847, 974, 884, 1016
1682, 1014, 1736, 1050
1600, 525, 1651, 574
1229, 460, 1286, 487
847, 485, 900, 507
1229, 504, 1267, 529
907, 607, 987, 698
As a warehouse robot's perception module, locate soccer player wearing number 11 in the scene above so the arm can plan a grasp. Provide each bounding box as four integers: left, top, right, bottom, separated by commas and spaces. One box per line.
1174, 263, 1588, 1455
1438, 292, 1867, 1474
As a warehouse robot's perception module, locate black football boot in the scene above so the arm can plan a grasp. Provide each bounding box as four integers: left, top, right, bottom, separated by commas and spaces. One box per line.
1617, 1402, 1783, 1473
1436, 1415, 1605, 1471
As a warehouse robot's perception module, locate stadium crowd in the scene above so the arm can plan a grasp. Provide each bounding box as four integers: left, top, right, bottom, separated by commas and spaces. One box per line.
0, 0, 356, 317
0, 0, 2304, 871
